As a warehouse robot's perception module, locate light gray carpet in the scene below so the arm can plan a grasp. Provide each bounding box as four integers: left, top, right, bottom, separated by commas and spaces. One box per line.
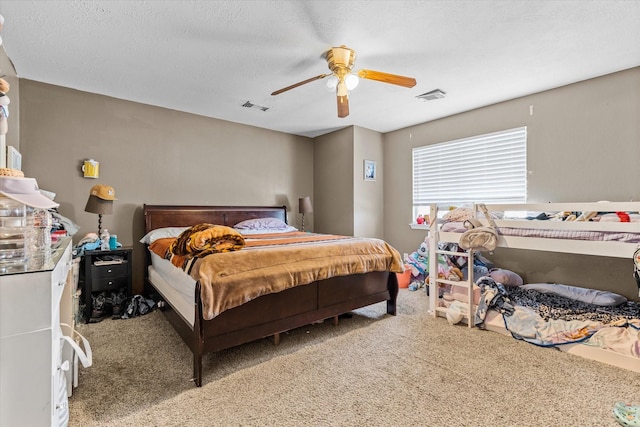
69, 289, 639, 426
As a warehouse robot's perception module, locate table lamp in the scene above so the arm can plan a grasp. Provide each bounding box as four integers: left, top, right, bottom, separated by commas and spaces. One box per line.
298, 196, 313, 232
84, 184, 116, 235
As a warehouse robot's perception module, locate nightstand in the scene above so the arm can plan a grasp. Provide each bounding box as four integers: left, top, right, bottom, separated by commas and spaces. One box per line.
82, 247, 132, 322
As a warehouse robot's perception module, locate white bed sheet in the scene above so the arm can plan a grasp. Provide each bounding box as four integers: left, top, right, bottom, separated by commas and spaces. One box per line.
148, 250, 196, 327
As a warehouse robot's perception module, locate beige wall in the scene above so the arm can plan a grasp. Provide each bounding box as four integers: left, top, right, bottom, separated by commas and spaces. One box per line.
313, 125, 385, 238
384, 67, 640, 299
313, 127, 354, 235
19, 80, 313, 293
353, 126, 384, 238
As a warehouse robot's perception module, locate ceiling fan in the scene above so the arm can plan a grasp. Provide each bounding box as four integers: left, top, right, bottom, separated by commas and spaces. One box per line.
271, 45, 417, 118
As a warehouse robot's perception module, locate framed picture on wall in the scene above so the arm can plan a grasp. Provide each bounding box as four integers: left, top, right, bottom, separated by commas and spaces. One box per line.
364, 159, 376, 181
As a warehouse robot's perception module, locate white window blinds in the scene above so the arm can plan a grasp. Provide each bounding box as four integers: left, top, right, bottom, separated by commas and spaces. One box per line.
412, 126, 527, 206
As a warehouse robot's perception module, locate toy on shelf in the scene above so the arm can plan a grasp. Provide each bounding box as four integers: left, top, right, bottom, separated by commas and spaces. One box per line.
405, 237, 463, 291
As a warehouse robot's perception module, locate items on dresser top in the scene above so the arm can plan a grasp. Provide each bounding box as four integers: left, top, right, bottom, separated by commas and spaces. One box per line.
1, 195, 58, 274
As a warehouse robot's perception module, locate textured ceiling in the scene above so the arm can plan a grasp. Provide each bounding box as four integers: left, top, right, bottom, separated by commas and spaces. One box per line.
0, 0, 639, 138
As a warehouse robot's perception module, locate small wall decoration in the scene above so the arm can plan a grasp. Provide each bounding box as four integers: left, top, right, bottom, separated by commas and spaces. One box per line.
364, 159, 376, 181
82, 159, 100, 178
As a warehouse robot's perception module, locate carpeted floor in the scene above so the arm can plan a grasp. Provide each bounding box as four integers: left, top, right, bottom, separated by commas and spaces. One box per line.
69, 289, 639, 426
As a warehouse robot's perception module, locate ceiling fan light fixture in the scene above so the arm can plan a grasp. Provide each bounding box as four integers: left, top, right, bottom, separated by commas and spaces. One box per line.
345, 73, 359, 90
326, 75, 339, 90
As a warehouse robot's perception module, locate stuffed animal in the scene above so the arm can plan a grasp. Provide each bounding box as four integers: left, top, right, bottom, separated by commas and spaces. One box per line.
406, 241, 429, 288
447, 266, 464, 281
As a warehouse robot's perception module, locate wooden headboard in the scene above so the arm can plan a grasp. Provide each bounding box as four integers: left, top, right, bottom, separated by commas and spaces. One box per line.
143, 205, 288, 233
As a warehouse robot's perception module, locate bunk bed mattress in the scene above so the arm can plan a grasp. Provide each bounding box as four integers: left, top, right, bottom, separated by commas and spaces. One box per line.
441, 222, 640, 243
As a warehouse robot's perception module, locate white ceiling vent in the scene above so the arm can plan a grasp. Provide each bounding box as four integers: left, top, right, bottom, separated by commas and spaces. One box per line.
241, 101, 269, 112
416, 89, 446, 101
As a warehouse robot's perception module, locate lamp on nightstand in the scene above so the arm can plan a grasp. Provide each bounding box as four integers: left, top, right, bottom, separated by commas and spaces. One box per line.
84, 184, 116, 236
298, 196, 313, 232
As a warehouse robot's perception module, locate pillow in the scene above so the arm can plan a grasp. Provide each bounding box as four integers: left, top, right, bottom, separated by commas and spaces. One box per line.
520, 283, 627, 307
488, 268, 524, 287
442, 206, 503, 223
139, 227, 189, 245
238, 227, 298, 235
233, 218, 298, 234
442, 207, 474, 223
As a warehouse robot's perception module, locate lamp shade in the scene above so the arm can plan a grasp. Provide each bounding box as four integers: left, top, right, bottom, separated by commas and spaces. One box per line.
298, 196, 313, 214
84, 195, 113, 215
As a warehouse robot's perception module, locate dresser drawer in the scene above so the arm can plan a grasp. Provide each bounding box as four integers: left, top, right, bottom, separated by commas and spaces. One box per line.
92, 276, 129, 292
91, 263, 128, 280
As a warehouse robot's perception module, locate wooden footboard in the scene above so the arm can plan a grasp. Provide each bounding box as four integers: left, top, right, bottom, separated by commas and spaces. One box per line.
187, 270, 397, 386
149, 270, 397, 386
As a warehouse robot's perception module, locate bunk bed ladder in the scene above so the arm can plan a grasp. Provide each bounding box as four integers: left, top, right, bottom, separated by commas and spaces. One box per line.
428, 204, 476, 328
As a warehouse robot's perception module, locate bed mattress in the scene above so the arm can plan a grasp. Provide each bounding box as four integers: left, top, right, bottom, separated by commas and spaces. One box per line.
149, 231, 403, 320
148, 250, 196, 326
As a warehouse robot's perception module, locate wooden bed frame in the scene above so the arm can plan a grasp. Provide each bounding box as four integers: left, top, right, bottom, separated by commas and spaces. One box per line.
143, 204, 399, 386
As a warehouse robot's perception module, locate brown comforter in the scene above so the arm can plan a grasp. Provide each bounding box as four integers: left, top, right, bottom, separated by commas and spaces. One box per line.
149, 231, 404, 320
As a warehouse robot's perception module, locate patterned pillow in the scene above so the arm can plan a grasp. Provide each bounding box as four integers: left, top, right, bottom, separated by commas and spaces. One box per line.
234, 218, 298, 234
234, 218, 291, 230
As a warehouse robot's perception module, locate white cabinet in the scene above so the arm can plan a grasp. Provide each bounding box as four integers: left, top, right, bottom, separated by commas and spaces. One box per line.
0, 238, 88, 427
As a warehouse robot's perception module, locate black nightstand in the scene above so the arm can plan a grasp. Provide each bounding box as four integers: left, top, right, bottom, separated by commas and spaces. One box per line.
82, 247, 133, 322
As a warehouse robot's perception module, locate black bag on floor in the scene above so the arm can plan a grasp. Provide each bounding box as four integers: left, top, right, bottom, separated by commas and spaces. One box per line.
121, 295, 156, 319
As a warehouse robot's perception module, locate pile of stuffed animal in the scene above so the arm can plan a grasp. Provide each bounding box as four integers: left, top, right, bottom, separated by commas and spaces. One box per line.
404, 237, 463, 291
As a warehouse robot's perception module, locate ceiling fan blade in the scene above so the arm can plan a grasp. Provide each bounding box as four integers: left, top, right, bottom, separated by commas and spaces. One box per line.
337, 94, 349, 118
271, 73, 330, 96
336, 80, 349, 118
357, 69, 416, 88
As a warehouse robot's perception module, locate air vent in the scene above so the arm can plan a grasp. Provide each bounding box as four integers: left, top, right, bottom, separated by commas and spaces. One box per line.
416, 89, 446, 101
242, 101, 269, 112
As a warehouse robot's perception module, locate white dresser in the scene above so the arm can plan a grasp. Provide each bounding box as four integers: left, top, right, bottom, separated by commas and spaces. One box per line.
0, 237, 88, 427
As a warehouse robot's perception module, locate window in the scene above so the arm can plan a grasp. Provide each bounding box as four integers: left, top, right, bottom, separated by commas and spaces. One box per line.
412, 126, 527, 219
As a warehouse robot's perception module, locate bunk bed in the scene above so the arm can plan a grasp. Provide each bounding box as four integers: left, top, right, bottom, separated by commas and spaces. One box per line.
427, 202, 640, 373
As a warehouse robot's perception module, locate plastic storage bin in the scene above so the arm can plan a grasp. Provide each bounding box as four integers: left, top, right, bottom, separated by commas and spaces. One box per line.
0, 195, 32, 273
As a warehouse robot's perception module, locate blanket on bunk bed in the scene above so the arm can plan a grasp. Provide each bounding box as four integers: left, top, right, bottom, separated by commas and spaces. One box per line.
439, 206, 640, 243
441, 222, 640, 243
475, 279, 640, 355
149, 231, 404, 320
